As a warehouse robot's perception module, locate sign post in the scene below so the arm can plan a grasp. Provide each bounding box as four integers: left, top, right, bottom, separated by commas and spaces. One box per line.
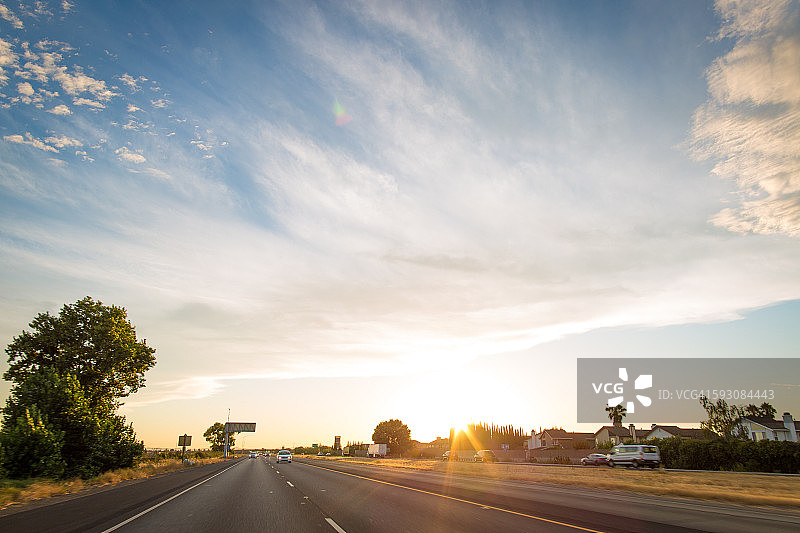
224, 422, 256, 458
178, 434, 192, 461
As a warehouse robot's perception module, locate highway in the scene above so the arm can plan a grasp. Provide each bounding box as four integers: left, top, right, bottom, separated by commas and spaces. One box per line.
0, 457, 798, 532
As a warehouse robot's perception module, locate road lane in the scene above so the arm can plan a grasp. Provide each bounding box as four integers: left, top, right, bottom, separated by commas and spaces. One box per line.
284, 458, 800, 533
281, 459, 616, 533
107, 457, 332, 532
0, 459, 240, 533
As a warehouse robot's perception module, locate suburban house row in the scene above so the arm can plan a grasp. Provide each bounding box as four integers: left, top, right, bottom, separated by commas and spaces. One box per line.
527, 411, 800, 450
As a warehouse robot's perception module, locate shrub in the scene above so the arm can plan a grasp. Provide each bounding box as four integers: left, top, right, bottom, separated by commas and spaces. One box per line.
552, 455, 573, 465
645, 437, 800, 473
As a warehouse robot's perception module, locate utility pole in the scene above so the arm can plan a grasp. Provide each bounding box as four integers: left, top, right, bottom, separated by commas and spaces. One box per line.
224, 408, 231, 458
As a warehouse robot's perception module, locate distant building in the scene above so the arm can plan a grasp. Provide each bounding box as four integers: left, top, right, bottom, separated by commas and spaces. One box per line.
740, 412, 799, 442
595, 425, 648, 445
539, 429, 595, 449
333, 436, 342, 450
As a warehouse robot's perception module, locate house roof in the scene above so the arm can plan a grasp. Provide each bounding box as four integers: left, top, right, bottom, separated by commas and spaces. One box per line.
743, 416, 800, 431
541, 429, 595, 440
649, 426, 710, 438
595, 426, 633, 437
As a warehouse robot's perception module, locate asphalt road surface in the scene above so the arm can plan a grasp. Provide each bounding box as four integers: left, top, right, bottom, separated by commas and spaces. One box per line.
1, 457, 798, 533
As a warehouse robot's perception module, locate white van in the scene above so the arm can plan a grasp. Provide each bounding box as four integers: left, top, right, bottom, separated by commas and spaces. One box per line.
607, 444, 660, 468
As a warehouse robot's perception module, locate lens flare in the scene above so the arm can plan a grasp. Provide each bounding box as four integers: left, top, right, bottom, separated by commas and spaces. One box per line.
333, 100, 352, 126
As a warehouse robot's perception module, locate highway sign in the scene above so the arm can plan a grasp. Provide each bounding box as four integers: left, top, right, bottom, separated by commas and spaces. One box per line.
225, 422, 256, 432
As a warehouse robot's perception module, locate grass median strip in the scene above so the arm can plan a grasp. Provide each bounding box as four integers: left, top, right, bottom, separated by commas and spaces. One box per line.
302, 456, 800, 509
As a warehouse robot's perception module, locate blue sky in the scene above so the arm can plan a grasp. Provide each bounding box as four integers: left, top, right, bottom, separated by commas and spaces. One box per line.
1, 0, 799, 448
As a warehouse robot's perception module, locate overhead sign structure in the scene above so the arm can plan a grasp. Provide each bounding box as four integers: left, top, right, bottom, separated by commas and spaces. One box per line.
225, 422, 256, 433
223, 422, 256, 458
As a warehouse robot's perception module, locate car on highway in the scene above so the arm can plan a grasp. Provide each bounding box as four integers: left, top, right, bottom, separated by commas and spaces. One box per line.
474, 449, 498, 462
580, 453, 608, 466
442, 450, 457, 461
249, 452, 257, 458
607, 444, 660, 468
276, 449, 293, 463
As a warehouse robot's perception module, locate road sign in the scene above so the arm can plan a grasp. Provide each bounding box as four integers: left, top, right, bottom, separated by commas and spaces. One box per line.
225, 422, 256, 432
178, 435, 192, 446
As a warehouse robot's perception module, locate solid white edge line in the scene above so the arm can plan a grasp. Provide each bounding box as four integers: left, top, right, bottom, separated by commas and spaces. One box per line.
287, 481, 294, 487
100, 462, 240, 532
325, 517, 347, 533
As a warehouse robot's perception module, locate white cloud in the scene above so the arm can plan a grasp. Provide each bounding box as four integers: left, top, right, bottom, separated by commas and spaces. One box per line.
0, 3, 23, 29
691, 0, 800, 236
16, 81, 33, 96
0, 37, 17, 69
73, 96, 104, 108
127, 104, 142, 112
3, 132, 58, 152
44, 135, 81, 149
119, 73, 147, 92
20, 51, 119, 102
75, 150, 93, 162
47, 103, 71, 114
151, 98, 169, 108
115, 146, 146, 164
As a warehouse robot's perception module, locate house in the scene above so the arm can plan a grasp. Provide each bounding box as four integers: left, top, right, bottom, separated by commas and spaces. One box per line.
595, 425, 648, 445
740, 412, 799, 442
539, 429, 595, 449
646, 426, 713, 440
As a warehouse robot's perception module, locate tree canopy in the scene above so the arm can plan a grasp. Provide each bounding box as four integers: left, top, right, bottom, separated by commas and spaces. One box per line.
372, 419, 411, 456
699, 396, 748, 440
4, 296, 156, 411
0, 298, 152, 478
744, 402, 777, 419
204, 422, 235, 451
605, 404, 627, 426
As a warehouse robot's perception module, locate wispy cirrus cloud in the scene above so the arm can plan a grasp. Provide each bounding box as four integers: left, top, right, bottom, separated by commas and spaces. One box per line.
691, 0, 800, 236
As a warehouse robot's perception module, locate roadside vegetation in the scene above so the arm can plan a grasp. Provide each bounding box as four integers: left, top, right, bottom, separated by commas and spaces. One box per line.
0, 450, 229, 510
308, 455, 800, 509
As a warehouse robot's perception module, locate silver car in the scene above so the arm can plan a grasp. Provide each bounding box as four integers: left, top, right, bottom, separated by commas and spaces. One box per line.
607, 445, 660, 468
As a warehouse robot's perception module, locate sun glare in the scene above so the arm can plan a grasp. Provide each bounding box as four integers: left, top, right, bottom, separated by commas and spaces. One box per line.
398, 366, 506, 443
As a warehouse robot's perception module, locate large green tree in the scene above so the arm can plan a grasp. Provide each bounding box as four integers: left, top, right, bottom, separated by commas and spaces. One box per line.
204, 422, 235, 452
372, 419, 412, 456
4, 296, 156, 411
0, 298, 152, 478
0, 368, 144, 478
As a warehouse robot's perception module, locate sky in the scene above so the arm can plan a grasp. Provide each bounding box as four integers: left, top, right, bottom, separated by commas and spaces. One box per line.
1, 0, 799, 450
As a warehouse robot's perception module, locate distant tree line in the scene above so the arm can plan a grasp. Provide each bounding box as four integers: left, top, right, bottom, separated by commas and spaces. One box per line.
450, 423, 527, 451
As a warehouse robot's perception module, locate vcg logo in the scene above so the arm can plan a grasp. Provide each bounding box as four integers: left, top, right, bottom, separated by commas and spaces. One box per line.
591, 367, 653, 413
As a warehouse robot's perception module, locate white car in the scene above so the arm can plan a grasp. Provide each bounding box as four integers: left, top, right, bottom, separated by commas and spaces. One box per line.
276, 450, 293, 463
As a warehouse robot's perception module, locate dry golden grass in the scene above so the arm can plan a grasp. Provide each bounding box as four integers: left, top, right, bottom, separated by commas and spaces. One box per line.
0, 456, 229, 511
306, 456, 800, 509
